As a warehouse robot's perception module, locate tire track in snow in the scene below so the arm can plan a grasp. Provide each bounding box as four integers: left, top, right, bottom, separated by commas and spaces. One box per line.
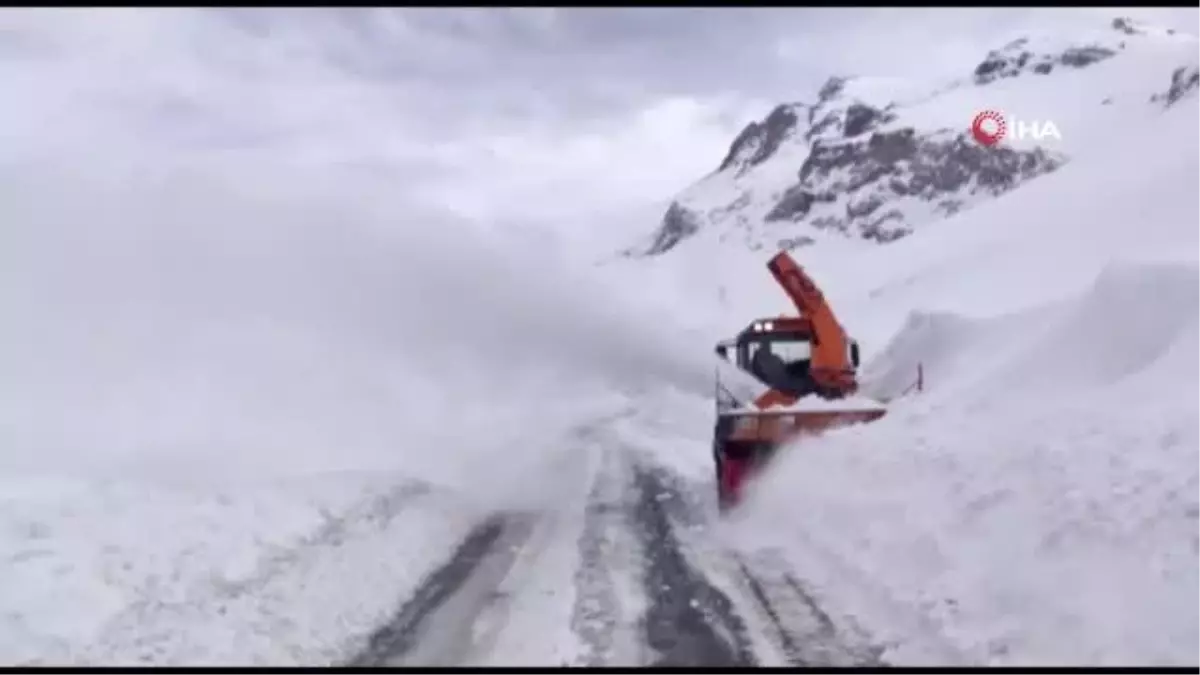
733, 555, 887, 667
569, 445, 628, 666
345, 511, 537, 666
348, 418, 638, 667
738, 563, 804, 663
629, 462, 758, 666
346, 446, 761, 667
627, 453, 887, 668
343, 424, 880, 668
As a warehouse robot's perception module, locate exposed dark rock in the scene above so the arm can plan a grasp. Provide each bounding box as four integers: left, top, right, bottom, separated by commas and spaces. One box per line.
974, 57, 1007, 81
860, 209, 910, 243
843, 103, 882, 138
778, 235, 815, 251
805, 111, 840, 143
867, 128, 919, 164
974, 41, 1115, 85
639, 28, 1130, 256
645, 201, 701, 255
1060, 46, 1116, 68
646, 118, 1063, 254
818, 76, 847, 101
765, 187, 835, 222
717, 123, 762, 173
1153, 65, 1200, 106
846, 194, 884, 220
770, 129, 1061, 242
1112, 17, 1137, 35
717, 104, 803, 174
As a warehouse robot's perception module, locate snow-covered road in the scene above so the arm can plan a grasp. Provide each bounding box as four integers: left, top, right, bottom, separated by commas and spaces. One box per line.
3, 9, 1196, 668
341, 429, 882, 668
5, 406, 887, 667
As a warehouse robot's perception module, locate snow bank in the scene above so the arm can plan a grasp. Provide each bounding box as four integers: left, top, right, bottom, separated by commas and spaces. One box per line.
626, 54, 1198, 665
2, 473, 485, 665
659, 20, 1200, 667
722, 93, 1199, 665
730, 261, 1198, 665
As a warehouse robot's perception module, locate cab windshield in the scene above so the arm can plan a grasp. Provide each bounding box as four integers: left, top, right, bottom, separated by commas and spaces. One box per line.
744, 335, 815, 396
766, 339, 811, 363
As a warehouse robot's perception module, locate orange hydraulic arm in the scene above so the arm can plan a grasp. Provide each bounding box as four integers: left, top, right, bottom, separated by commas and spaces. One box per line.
762, 251, 857, 400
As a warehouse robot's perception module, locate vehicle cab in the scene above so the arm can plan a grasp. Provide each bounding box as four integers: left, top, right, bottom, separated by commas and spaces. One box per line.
715, 316, 860, 400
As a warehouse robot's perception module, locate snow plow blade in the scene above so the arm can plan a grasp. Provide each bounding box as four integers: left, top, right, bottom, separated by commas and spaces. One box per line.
713, 405, 886, 511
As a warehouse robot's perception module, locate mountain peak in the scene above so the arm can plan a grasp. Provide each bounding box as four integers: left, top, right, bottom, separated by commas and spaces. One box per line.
817, 76, 848, 102
716, 102, 807, 175
635, 16, 1196, 257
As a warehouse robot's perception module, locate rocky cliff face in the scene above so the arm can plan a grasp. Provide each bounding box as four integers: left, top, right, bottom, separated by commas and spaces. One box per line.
1153, 64, 1200, 106
639, 16, 1197, 257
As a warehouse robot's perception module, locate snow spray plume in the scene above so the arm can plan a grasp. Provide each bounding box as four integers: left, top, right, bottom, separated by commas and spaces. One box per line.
0, 159, 713, 480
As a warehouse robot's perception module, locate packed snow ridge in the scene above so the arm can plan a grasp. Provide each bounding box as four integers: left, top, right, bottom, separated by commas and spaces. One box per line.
640, 15, 1198, 256
652, 20, 1198, 665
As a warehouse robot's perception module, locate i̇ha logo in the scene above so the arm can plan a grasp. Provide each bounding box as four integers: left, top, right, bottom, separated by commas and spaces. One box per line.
970, 109, 1062, 146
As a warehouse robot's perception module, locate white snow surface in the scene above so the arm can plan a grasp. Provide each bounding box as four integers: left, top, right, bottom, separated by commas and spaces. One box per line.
3, 473, 485, 665
708, 90, 1200, 666
1, 10, 1197, 668
609, 19, 1199, 663
606, 25, 1198, 662
0, 40, 714, 666
662, 13, 1198, 253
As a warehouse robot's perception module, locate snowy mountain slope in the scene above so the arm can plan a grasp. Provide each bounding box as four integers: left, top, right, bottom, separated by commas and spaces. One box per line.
2, 9, 1196, 668
699, 77, 1199, 666
640, 15, 1198, 256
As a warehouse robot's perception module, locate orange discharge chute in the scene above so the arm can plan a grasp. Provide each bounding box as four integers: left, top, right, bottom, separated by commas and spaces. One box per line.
752, 251, 858, 410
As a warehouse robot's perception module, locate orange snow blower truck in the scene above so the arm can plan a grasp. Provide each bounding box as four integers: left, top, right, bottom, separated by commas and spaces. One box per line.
712, 251, 887, 511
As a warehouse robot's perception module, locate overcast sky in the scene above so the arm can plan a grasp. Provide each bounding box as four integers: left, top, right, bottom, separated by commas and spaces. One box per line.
3, 7, 1197, 474
3, 7, 1196, 246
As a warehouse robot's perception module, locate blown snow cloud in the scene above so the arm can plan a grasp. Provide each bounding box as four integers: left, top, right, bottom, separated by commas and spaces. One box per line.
6, 5, 1196, 484
1, 8, 1196, 667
